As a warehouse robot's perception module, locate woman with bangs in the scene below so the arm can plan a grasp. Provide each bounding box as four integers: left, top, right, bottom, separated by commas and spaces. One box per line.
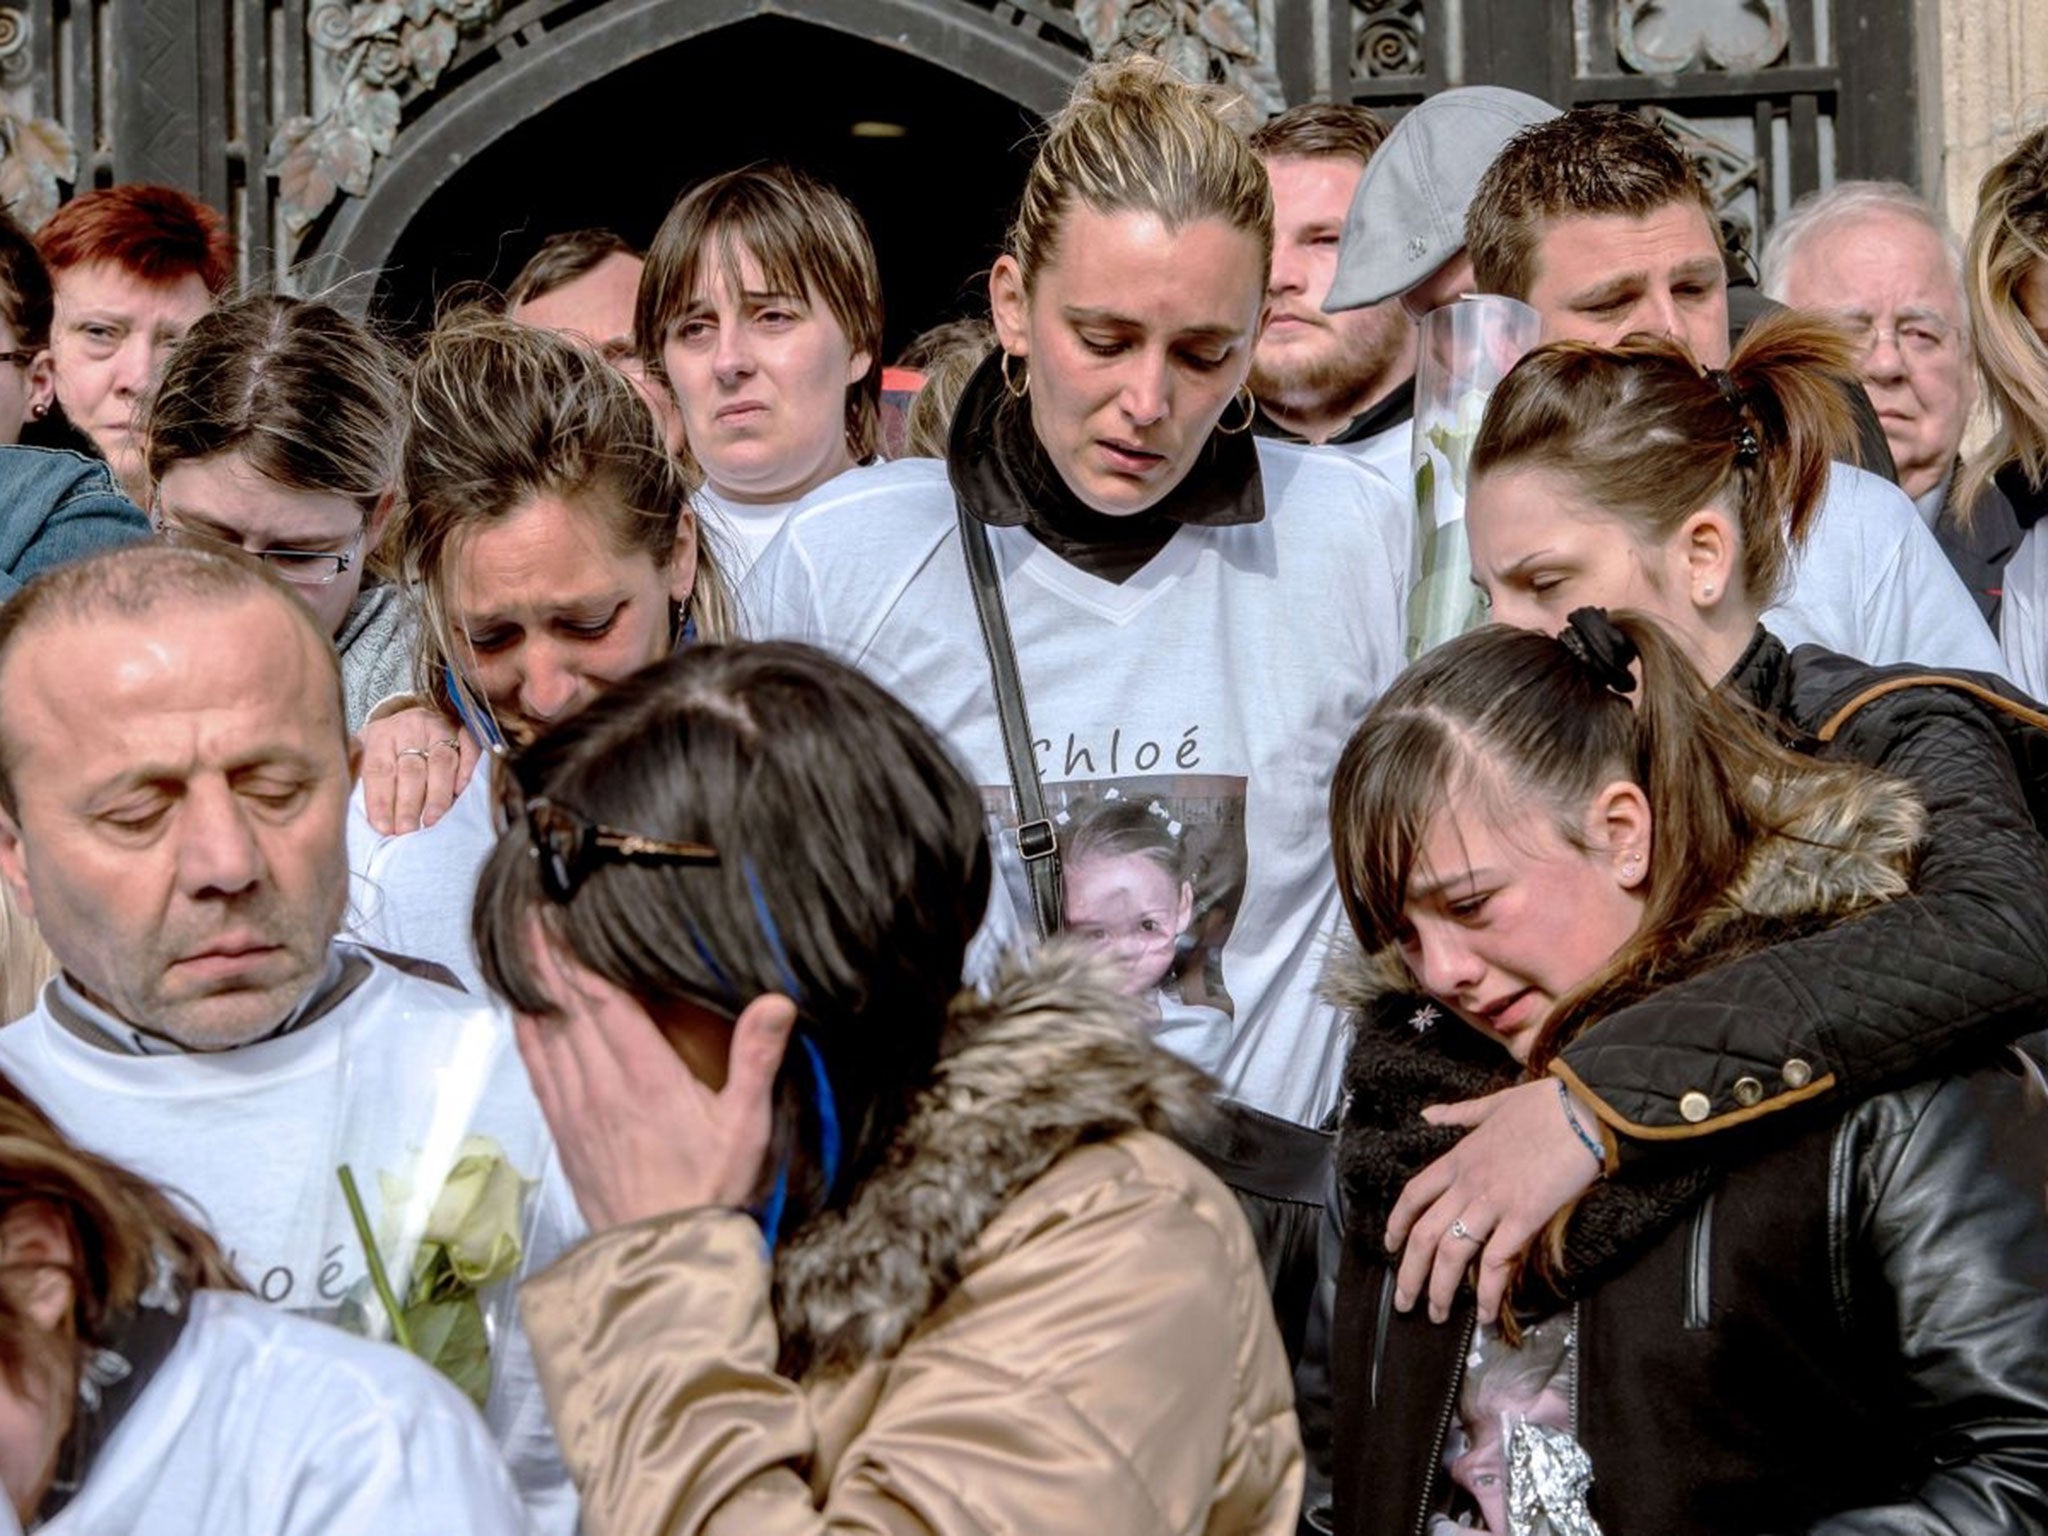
636, 163, 883, 575
1323, 311, 2048, 1357
358, 164, 883, 837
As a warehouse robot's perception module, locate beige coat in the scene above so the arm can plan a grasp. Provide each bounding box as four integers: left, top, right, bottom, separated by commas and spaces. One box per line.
521, 947, 1303, 1535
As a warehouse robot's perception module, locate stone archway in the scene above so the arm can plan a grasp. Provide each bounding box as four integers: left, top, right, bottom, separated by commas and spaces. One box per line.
299, 0, 1092, 291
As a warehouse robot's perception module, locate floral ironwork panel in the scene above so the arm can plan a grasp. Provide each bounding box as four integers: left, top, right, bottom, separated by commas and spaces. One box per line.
1353, 0, 1426, 79
1072, 1, 1285, 113
0, 8, 71, 229
268, 0, 503, 242
1647, 106, 1762, 255
1615, 0, 1789, 76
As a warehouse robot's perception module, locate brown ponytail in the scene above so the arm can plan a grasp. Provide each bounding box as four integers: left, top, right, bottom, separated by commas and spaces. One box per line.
1470, 309, 1859, 610
1330, 608, 1905, 1065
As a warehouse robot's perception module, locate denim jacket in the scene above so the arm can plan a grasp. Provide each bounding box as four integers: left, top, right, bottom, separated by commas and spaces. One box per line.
0, 445, 148, 601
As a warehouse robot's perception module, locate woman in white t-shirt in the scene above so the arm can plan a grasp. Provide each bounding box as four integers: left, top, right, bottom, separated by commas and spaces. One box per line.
0, 1072, 525, 1535
744, 56, 1411, 1356
357, 167, 883, 834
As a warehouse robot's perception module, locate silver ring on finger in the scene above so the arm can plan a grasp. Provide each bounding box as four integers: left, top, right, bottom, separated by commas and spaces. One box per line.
429, 736, 461, 753
1449, 1217, 1480, 1242
397, 746, 432, 761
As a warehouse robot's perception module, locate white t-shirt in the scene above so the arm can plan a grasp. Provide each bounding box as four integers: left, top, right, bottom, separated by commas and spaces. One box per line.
1322, 418, 1412, 493
1765, 462, 2008, 673
696, 483, 798, 582
0, 951, 582, 1534
744, 446, 1411, 1125
41, 1289, 531, 1536
346, 778, 497, 996
2000, 522, 2048, 698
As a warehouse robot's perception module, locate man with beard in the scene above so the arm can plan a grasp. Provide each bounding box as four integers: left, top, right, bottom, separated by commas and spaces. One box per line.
1248, 105, 1417, 486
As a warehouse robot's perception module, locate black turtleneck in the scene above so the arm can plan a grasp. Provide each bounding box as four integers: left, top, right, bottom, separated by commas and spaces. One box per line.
947, 350, 1265, 585
1251, 374, 1416, 449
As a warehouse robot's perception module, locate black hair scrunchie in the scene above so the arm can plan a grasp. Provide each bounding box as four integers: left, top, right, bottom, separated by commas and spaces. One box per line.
1559, 607, 1639, 696
1705, 367, 1762, 463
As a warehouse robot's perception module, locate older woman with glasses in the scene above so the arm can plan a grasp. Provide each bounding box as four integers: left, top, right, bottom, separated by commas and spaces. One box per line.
143, 294, 414, 730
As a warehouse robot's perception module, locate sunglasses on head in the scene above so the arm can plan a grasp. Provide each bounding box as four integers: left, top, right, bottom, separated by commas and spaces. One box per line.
490, 754, 720, 902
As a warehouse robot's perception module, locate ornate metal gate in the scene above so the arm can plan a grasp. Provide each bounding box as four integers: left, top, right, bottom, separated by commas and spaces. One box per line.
0, 0, 1920, 294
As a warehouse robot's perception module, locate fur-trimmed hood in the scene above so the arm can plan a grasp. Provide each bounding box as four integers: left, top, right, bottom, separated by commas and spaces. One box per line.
773, 940, 1216, 1379
1323, 764, 1925, 1016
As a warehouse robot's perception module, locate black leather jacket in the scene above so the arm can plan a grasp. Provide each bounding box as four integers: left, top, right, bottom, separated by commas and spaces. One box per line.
1327, 1032, 2048, 1535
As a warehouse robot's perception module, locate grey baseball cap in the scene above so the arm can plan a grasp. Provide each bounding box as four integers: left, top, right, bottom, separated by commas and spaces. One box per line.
1323, 85, 1561, 312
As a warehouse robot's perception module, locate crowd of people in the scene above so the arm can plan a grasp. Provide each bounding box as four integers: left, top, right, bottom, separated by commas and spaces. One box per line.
0, 49, 2046, 1536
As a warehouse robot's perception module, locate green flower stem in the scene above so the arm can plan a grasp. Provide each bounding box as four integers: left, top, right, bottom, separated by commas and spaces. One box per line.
338, 1164, 415, 1355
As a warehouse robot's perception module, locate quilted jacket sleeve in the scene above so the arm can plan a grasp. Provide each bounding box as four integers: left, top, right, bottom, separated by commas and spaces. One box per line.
1807, 1050, 2048, 1535
1554, 685, 2048, 1164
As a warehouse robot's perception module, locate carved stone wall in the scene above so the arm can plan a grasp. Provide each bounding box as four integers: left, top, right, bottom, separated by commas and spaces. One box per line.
1929, 0, 2048, 243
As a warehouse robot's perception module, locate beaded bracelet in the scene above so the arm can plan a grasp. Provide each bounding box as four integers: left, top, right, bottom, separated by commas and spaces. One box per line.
1556, 1079, 1606, 1171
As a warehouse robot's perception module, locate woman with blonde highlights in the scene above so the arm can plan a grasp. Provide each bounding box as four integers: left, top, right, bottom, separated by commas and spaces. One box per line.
745, 58, 1412, 1357
1964, 127, 2048, 691
0, 1072, 526, 1532
347, 312, 735, 992
1302, 313, 2048, 1511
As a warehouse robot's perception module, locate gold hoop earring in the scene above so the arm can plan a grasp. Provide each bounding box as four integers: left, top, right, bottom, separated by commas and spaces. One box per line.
1001, 351, 1029, 400
1216, 385, 1257, 435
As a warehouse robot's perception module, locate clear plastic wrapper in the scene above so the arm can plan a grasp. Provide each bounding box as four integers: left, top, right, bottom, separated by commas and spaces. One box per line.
1408, 295, 1542, 657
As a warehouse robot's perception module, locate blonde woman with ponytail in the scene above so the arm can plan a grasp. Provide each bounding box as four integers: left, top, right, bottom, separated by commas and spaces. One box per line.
745, 57, 1412, 1358
1320, 610, 2048, 1536
1314, 311, 2048, 1437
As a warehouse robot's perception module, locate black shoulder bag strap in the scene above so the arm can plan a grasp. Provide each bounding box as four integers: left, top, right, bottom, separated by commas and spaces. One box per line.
955, 503, 1064, 939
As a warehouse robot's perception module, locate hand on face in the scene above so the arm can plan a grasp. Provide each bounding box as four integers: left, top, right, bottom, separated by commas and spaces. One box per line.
512, 927, 795, 1233
989, 207, 1267, 518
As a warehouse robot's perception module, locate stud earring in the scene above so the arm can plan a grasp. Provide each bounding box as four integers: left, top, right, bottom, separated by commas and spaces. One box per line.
1700, 583, 1716, 600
